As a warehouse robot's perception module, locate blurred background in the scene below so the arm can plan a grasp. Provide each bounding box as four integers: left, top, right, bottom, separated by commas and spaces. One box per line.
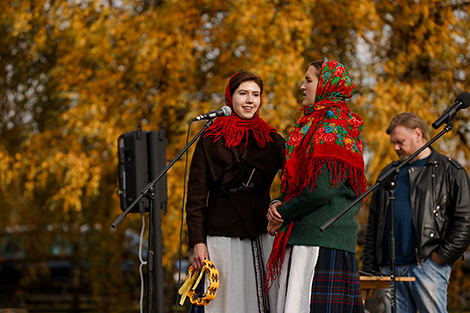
1, 0, 470, 312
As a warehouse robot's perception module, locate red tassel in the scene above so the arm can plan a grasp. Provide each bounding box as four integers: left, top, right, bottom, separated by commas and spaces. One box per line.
265, 223, 294, 292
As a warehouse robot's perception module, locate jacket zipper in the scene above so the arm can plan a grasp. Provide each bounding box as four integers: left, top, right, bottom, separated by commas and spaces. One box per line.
409, 167, 422, 267
433, 195, 448, 216
416, 248, 421, 267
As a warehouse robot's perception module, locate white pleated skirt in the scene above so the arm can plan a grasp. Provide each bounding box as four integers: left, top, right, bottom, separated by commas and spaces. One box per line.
204, 234, 277, 313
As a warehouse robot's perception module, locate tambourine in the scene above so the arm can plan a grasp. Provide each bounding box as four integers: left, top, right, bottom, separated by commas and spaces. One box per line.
178, 259, 219, 306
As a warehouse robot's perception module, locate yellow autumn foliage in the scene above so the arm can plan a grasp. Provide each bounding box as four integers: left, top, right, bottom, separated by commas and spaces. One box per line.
1, 0, 469, 312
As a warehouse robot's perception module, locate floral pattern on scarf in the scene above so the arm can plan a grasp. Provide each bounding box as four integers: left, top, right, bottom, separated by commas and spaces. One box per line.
281, 58, 366, 202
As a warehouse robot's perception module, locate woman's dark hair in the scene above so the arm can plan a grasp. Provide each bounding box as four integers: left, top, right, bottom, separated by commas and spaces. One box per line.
309, 60, 324, 77
229, 71, 264, 97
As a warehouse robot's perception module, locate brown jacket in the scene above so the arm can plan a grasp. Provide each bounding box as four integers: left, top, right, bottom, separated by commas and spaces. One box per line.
186, 132, 285, 246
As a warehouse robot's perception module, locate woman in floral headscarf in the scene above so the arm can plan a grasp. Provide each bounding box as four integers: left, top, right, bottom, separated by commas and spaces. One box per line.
186, 71, 285, 312
265, 58, 367, 312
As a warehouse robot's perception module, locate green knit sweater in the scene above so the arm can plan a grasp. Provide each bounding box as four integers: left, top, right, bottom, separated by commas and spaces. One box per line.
277, 168, 361, 254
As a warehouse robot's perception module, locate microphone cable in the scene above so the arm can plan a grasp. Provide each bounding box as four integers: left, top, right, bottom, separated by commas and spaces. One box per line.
174, 120, 195, 313
138, 211, 147, 313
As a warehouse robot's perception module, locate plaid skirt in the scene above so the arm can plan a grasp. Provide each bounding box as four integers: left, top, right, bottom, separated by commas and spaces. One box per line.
310, 247, 364, 312
276, 245, 364, 313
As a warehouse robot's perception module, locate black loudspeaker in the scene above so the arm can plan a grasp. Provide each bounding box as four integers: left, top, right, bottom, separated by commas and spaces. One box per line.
117, 125, 167, 213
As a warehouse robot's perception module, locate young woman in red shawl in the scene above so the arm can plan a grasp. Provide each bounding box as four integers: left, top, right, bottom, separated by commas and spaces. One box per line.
266, 58, 367, 312
186, 71, 285, 313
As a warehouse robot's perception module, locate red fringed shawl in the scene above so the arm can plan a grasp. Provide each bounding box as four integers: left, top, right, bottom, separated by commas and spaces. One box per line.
265, 58, 367, 290
204, 114, 276, 149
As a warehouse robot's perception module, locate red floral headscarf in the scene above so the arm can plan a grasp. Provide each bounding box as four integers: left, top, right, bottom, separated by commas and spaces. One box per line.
204, 72, 276, 149
265, 58, 367, 290
282, 58, 366, 201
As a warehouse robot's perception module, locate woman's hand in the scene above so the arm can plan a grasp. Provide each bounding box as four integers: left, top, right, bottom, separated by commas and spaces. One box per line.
267, 201, 284, 236
267, 201, 283, 223
267, 221, 283, 236
192, 242, 209, 271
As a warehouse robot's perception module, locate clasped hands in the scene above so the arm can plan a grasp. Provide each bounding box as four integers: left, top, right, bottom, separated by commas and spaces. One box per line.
267, 201, 284, 236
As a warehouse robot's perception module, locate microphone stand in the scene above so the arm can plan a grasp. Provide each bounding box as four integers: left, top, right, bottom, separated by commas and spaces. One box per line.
383, 172, 397, 312
320, 117, 455, 313
112, 119, 215, 313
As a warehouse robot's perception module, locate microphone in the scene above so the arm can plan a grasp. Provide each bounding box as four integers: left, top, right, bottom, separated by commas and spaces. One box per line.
432, 92, 470, 129
192, 106, 232, 121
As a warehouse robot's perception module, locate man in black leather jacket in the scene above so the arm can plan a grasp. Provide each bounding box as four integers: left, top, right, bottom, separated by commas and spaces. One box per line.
362, 113, 470, 313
